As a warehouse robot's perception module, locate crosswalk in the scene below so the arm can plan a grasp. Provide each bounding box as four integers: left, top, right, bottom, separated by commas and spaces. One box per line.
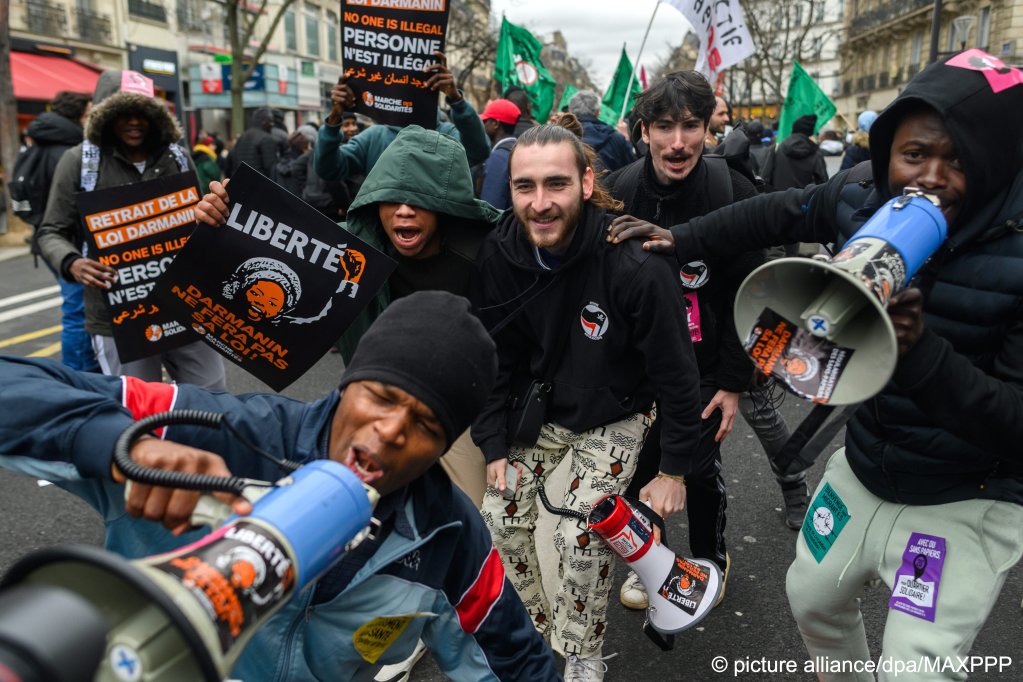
0, 285, 62, 358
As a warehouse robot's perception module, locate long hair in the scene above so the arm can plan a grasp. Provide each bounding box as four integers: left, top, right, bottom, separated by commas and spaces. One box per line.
512, 123, 624, 212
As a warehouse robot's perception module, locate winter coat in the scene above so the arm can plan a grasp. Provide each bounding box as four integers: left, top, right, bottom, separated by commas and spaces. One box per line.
191, 143, 221, 193
314, 99, 491, 182
23, 111, 84, 234
762, 132, 828, 190
0, 356, 560, 681
840, 130, 871, 171
479, 137, 515, 210
36, 70, 196, 337
334, 126, 501, 362
470, 203, 703, 475
225, 125, 278, 178
666, 57, 1023, 506
578, 114, 635, 173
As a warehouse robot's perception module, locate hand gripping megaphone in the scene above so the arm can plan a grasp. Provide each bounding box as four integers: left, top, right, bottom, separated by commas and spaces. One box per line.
0, 410, 379, 682
733, 189, 947, 404
538, 488, 722, 651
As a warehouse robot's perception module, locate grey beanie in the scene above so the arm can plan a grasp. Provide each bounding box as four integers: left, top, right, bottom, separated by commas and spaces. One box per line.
339, 291, 497, 447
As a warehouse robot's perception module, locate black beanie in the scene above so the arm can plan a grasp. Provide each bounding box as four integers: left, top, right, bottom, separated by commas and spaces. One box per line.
339, 291, 497, 448
792, 114, 817, 136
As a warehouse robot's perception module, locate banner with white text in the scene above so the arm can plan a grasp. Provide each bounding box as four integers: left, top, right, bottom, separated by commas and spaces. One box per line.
76, 171, 201, 362
150, 164, 396, 391
342, 0, 451, 128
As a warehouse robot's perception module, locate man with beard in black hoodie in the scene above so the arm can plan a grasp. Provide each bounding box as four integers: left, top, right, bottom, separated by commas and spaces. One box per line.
21, 91, 96, 371
609, 49, 1023, 674
604, 70, 763, 612
472, 124, 701, 680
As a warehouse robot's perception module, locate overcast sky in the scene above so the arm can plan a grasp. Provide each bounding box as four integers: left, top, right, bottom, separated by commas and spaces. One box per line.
488, 0, 695, 91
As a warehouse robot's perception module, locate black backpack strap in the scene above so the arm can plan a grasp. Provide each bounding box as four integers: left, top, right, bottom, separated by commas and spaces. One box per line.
704, 156, 734, 211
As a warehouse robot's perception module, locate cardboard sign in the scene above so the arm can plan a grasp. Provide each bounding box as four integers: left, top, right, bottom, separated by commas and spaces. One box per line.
151, 164, 396, 391
76, 171, 202, 362
341, 0, 451, 128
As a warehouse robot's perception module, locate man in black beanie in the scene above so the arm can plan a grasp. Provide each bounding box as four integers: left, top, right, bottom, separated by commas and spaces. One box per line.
0, 290, 559, 681
761, 112, 828, 194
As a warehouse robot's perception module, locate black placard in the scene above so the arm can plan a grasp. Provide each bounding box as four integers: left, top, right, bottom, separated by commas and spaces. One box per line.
341, 0, 451, 128
76, 172, 202, 362
150, 164, 396, 391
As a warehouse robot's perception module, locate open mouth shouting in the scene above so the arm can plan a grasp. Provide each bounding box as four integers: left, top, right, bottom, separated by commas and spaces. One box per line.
343, 446, 384, 486
391, 226, 423, 252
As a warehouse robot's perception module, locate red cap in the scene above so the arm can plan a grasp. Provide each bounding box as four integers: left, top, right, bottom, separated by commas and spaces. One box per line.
480, 99, 521, 126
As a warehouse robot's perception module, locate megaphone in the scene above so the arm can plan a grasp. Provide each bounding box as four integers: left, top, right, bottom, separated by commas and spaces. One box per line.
734, 189, 947, 404
588, 496, 722, 650
0, 412, 378, 682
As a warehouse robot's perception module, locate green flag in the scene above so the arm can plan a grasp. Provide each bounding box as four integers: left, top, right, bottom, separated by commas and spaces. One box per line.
599, 47, 641, 125
494, 17, 556, 121
558, 84, 579, 112
777, 61, 837, 143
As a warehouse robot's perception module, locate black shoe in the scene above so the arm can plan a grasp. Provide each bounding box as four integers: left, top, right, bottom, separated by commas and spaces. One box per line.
781, 482, 809, 530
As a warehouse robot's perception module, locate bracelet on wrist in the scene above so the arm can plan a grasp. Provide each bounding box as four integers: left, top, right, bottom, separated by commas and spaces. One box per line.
655, 472, 686, 485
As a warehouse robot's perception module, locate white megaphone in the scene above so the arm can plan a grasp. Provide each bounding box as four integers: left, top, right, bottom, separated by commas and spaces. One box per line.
587, 496, 722, 650
0, 412, 378, 682
733, 189, 947, 404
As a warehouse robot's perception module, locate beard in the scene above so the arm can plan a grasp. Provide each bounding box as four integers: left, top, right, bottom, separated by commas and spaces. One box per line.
515, 190, 585, 254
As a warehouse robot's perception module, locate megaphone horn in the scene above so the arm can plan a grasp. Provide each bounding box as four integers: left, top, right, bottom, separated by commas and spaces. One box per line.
734, 189, 947, 405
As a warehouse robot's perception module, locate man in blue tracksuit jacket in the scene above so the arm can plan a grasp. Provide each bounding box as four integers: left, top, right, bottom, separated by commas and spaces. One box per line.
0, 291, 559, 681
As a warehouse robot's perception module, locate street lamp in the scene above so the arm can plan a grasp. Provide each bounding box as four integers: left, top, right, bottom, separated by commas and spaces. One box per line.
951, 15, 976, 51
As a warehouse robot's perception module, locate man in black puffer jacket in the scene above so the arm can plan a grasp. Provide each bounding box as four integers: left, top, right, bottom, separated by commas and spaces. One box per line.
608, 50, 1023, 675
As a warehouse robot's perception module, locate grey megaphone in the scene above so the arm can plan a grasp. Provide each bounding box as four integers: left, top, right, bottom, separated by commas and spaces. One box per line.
733, 189, 947, 404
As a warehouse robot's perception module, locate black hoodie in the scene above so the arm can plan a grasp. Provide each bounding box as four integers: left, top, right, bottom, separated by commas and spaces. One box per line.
471, 203, 703, 475
22, 111, 84, 232
664, 53, 1023, 505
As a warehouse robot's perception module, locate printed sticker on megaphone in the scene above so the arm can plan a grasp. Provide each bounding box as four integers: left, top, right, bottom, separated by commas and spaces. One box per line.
745, 308, 854, 403
656, 557, 712, 616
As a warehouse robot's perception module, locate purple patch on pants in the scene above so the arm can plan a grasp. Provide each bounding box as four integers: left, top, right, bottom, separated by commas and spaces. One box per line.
888, 532, 946, 622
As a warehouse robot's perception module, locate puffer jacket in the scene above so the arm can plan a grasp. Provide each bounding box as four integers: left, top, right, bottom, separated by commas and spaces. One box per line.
36, 70, 195, 337
667, 55, 1023, 506
333, 126, 500, 362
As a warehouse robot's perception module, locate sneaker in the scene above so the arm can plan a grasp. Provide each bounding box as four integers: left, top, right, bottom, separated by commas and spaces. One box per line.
781, 481, 810, 530
374, 639, 427, 682
564, 652, 618, 682
714, 552, 731, 607
619, 569, 648, 610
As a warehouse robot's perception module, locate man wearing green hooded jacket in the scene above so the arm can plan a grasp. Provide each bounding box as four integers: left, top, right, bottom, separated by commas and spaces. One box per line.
196, 125, 501, 508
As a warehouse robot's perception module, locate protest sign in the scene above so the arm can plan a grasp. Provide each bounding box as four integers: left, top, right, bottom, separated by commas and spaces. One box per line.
341, 0, 451, 128
151, 164, 397, 391
659, 0, 756, 83
76, 171, 202, 363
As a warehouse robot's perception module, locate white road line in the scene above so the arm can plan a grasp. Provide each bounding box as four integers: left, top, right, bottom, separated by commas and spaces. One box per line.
0, 285, 61, 310
0, 298, 62, 324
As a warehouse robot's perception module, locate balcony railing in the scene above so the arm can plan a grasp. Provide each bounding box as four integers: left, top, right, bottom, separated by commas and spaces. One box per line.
850, 0, 930, 37
128, 0, 167, 22
75, 7, 111, 43
25, 0, 68, 37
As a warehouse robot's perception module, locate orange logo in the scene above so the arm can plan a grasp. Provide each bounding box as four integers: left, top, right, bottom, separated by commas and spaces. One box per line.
337, 248, 367, 299
145, 324, 163, 342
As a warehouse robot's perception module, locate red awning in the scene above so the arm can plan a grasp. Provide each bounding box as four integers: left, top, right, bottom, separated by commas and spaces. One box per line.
11, 52, 102, 101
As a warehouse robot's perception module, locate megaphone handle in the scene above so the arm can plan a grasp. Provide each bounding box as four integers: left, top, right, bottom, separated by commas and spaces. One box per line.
623, 496, 668, 546
122, 481, 242, 529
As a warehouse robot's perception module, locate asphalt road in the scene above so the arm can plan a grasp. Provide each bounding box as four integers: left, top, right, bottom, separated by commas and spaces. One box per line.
0, 248, 1019, 681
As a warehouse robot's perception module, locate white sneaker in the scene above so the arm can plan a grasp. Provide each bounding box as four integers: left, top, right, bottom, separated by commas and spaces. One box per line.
564, 652, 618, 682
374, 639, 427, 682
619, 570, 648, 610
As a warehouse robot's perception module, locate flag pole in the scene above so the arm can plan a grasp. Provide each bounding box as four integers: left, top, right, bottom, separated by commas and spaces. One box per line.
620, 1, 659, 122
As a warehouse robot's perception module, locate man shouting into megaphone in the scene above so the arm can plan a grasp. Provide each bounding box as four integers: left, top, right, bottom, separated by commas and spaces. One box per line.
0, 291, 559, 681
608, 50, 1023, 678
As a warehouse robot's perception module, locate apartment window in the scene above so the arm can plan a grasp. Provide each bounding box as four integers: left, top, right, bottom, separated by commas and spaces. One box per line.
978, 7, 991, 49
305, 6, 320, 57
911, 31, 922, 66
327, 10, 338, 62
815, 1, 825, 22
301, 60, 315, 77
284, 9, 297, 51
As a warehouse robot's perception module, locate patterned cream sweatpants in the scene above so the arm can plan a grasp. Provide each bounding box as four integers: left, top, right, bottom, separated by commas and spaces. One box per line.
481, 411, 653, 657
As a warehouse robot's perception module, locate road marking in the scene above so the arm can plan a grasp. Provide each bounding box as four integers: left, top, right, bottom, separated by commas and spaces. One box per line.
27, 341, 62, 358
0, 285, 61, 310
0, 298, 62, 324
0, 325, 63, 349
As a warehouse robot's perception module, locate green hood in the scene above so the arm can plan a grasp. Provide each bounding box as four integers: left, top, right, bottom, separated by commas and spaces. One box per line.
346, 125, 500, 248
